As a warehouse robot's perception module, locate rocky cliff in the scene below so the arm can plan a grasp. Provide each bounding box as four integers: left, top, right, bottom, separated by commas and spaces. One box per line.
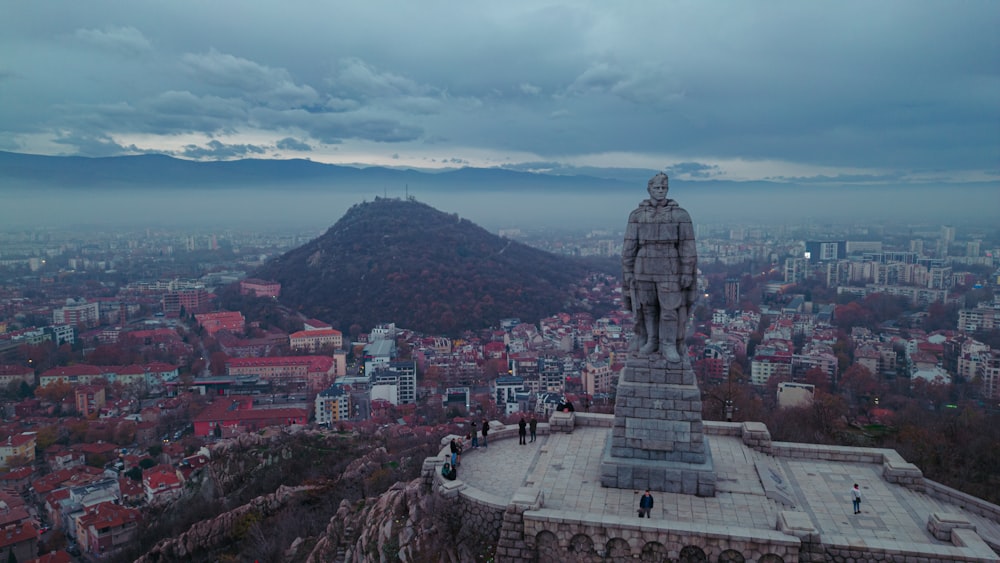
306, 476, 496, 563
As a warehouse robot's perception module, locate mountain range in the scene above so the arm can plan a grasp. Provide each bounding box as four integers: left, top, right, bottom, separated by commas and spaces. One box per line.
3, 151, 997, 227
249, 197, 618, 335
0, 150, 631, 192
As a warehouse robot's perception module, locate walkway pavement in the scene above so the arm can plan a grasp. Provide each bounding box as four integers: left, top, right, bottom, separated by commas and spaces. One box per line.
457, 425, 1000, 551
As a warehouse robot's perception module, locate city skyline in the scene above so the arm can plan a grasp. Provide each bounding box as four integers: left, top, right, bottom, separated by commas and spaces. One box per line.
2, 1, 998, 187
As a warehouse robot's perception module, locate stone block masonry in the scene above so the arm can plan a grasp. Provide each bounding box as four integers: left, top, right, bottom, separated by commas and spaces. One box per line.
600, 355, 716, 495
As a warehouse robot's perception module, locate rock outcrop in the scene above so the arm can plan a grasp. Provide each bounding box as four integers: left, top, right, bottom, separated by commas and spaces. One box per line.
135, 484, 314, 562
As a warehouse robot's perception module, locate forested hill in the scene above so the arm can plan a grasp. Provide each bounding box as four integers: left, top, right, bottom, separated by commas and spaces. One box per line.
253, 197, 617, 335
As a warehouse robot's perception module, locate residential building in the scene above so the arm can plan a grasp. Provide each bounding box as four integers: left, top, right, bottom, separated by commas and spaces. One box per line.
581, 361, 615, 396
0, 522, 37, 562
74, 502, 141, 557
494, 376, 528, 415
0, 434, 36, 469
289, 328, 343, 352
314, 385, 350, 426
142, 465, 183, 504
239, 278, 281, 298
192, 396, 307, 437
370, 361, 417, 405
162, 288, 211, 316
194, 311, 245, 336
226, 356, 336, 390
52, 298, 100, 327
74, 385, 106, 417
0, 365, 34, 388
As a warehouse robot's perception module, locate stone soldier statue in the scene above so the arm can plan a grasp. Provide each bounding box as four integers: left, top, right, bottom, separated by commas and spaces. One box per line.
622, 173, 697, 362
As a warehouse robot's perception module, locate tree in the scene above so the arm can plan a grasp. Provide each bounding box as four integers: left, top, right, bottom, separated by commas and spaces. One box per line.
34, 381, 73, 405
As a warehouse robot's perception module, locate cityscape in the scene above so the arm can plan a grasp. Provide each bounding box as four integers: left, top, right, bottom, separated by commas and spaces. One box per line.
0, 209, 997, 560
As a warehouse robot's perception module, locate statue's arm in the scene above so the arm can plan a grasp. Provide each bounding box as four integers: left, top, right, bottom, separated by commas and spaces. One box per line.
622, 215, 639, 281
677, 210, 697, 284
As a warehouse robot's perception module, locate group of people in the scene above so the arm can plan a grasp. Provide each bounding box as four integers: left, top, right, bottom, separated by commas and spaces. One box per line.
517, 415, 538, 445
469, 417, 490, 448
441, 415, 543, 480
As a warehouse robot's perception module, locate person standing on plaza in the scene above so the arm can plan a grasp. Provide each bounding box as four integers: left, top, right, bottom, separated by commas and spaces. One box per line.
518, 416, 527, 445
529, 414, 538, 443
470, 421, 478, 448
449, 438, 459, 467
639, 490, 654, 518
851, 483, 862, 514
481, 418, 489, 448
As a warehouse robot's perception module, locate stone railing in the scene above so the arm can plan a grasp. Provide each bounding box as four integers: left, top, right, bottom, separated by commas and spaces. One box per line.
523, 506, 800, 562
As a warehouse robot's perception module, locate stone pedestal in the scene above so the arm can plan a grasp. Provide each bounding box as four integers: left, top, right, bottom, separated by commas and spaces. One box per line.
600, 354, 716, 496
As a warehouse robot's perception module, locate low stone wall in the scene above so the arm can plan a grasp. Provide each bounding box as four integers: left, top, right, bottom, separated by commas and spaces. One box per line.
573, 412, 614, 427
427, 446, 506, 555
523, 509, 800, 562
922, 480, 1000, 530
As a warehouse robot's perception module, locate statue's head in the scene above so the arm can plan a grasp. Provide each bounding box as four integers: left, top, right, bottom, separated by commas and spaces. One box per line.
647, 173, 669, 200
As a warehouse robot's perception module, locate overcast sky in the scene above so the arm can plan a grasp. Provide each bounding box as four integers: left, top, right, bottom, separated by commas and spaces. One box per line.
2, 1, 997, 185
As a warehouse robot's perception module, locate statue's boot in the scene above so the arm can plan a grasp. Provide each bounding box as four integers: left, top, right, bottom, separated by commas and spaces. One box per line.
660, 320, 680, 363
638, 315, 659, 355
662, 341, 681, 363
629, 335, 644, 352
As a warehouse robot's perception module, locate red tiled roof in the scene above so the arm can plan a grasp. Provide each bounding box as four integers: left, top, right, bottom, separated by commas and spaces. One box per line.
0, 523, 37, 547
25, 551, 74, 563
289, 328, 342, 339
40, 365, 103, 378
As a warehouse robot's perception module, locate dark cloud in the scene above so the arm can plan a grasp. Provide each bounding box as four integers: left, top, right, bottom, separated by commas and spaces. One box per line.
276, 137, 312, 151
180, 140, 267, 160
52, 132, 139, 157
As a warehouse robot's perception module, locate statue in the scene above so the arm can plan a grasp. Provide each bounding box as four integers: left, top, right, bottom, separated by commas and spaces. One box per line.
622, 173, 697, 362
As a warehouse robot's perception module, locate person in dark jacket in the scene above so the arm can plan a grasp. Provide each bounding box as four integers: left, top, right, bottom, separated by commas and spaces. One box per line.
639, 490, 654, 518
481, 418, 489, 448
518, 416, 527, 445
441, 462, 456, 481
529, 414, 538, 442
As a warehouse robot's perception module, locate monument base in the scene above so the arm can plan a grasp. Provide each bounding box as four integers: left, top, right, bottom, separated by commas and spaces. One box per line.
600, 433, 717, 496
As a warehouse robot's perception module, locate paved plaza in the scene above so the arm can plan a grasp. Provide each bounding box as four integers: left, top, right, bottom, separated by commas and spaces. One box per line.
456, 425, 1000, 553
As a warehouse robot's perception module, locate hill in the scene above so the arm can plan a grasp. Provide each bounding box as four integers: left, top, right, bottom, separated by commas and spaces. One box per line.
250, 197, 617, 335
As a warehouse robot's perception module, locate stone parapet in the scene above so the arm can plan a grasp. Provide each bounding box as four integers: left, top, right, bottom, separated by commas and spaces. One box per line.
549, 411, 575, 433
928, 512, 976, 541
703, 420, 743, 436
883, 456, 923, 486
921, 480, 1000, 524
572, 413, 614, 427
822, 530, 999, 562
778, 511, 823, 563
741, 421, 772, 453
523, 509, 799, 562
495, 487, 543, 563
